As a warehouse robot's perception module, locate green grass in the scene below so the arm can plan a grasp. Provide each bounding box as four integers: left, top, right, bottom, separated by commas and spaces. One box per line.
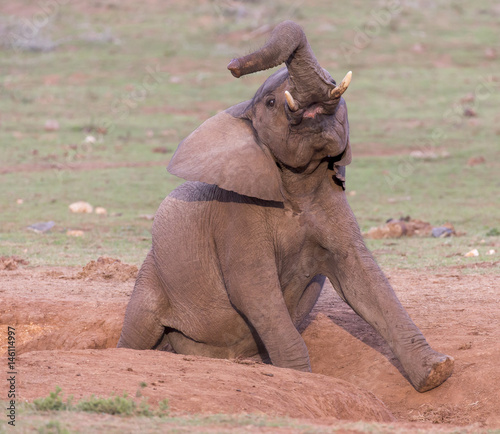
6, 396, 496, 433
0, 0, 498, 273
30, 387, 170, 418
32, 387, 73, 412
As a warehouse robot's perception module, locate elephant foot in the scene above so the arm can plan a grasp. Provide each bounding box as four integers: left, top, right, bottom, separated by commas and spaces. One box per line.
412, 353, 454, 393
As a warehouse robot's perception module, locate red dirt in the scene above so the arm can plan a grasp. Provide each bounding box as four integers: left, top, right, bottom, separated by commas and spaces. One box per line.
74, 256, 138, 282
1, 263, 499, 429
0, 256, 29, 271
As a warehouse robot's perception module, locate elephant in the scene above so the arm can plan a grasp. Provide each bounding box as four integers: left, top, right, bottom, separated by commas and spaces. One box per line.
118, 21, 454, 393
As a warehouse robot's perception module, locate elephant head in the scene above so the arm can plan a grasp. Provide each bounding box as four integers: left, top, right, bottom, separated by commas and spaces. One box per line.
168, 21, 352, 202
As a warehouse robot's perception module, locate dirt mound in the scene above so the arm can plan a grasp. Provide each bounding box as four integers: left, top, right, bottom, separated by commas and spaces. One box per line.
0, 298, 125, 355
0, 255, 29, 270
75, 257, 138, 282
18, 348, 394, 423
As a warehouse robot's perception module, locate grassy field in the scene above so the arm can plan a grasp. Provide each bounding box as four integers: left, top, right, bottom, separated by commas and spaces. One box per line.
1, 0, 498, 271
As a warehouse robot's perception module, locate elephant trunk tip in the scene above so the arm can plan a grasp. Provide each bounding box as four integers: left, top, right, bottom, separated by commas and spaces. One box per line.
227, 59, 242, 78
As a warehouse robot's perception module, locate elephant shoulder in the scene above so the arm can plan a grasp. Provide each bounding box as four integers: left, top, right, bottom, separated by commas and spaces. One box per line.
168, 181, 283, 209
168, 181, 220, 203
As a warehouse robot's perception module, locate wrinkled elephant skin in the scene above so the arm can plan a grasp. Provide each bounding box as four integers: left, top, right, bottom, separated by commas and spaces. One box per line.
118, 21, 453, 393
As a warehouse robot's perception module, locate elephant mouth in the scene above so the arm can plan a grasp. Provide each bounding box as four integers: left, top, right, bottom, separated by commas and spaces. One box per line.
287, 98, 342, 131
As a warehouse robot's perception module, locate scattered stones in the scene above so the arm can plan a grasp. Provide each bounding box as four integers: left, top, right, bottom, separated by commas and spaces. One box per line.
464, 249, 479, 257
95, 207, 107, 216
0, 255, 29, 271
364, 217, 456, 240
69, 201, 93, 214
66, 230, 85, 237
27, 221, 55, 234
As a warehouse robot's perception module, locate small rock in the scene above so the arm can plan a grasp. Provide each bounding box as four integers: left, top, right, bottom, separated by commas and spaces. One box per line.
66, 230, 85, 237
16, 198, 23, 205
463, 107, 477, 117
152, 146, 171, 154
464, 249, 479, 257
44, 119, 60, 132
95, 207, 107, 216
139, 214, 155, 221
411, 43, 425, 53
27, 221, 55, 234
69, 201, 93, 213
387, 196, 411, 203
467, 156, 485, 167
460, 93, 475, 104
432, 227, 454, 238
348, 190, 356, 196
146, 129, 154, 138
410, 150, 450, 160
484, 47, 497, 60
486, 249, 496, 255
84, 135, 96, 144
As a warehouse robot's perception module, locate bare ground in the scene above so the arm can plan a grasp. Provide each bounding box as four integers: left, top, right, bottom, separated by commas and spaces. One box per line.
1, 262, 499, 430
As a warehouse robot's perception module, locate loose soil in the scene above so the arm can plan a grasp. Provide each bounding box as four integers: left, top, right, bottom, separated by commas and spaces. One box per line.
1, 262, 499, 430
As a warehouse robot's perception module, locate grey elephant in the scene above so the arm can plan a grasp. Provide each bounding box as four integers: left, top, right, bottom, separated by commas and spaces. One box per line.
118, 21, 453, 392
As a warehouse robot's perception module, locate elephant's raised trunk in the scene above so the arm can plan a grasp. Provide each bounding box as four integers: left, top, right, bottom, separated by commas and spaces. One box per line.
227, 21, 351, 111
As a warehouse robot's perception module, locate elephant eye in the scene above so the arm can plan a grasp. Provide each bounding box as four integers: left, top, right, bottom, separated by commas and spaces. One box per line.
266, 98, 276, 108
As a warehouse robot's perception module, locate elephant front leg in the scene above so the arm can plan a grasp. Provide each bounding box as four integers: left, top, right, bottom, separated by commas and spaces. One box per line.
221, 257, 311, 371
226, 274, 312, 372
325, 240, 453, 392
317, 196, 453, 392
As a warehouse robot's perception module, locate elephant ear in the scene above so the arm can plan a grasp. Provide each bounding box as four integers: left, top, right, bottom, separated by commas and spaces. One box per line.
167, 103, 283, 202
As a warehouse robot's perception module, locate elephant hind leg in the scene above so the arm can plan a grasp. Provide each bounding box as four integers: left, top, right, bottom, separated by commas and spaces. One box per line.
118, 250, 166, 350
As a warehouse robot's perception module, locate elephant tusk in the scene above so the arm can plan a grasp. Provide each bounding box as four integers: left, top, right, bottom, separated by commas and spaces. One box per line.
330, 71, 352, 99
284, 90, 299, 111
